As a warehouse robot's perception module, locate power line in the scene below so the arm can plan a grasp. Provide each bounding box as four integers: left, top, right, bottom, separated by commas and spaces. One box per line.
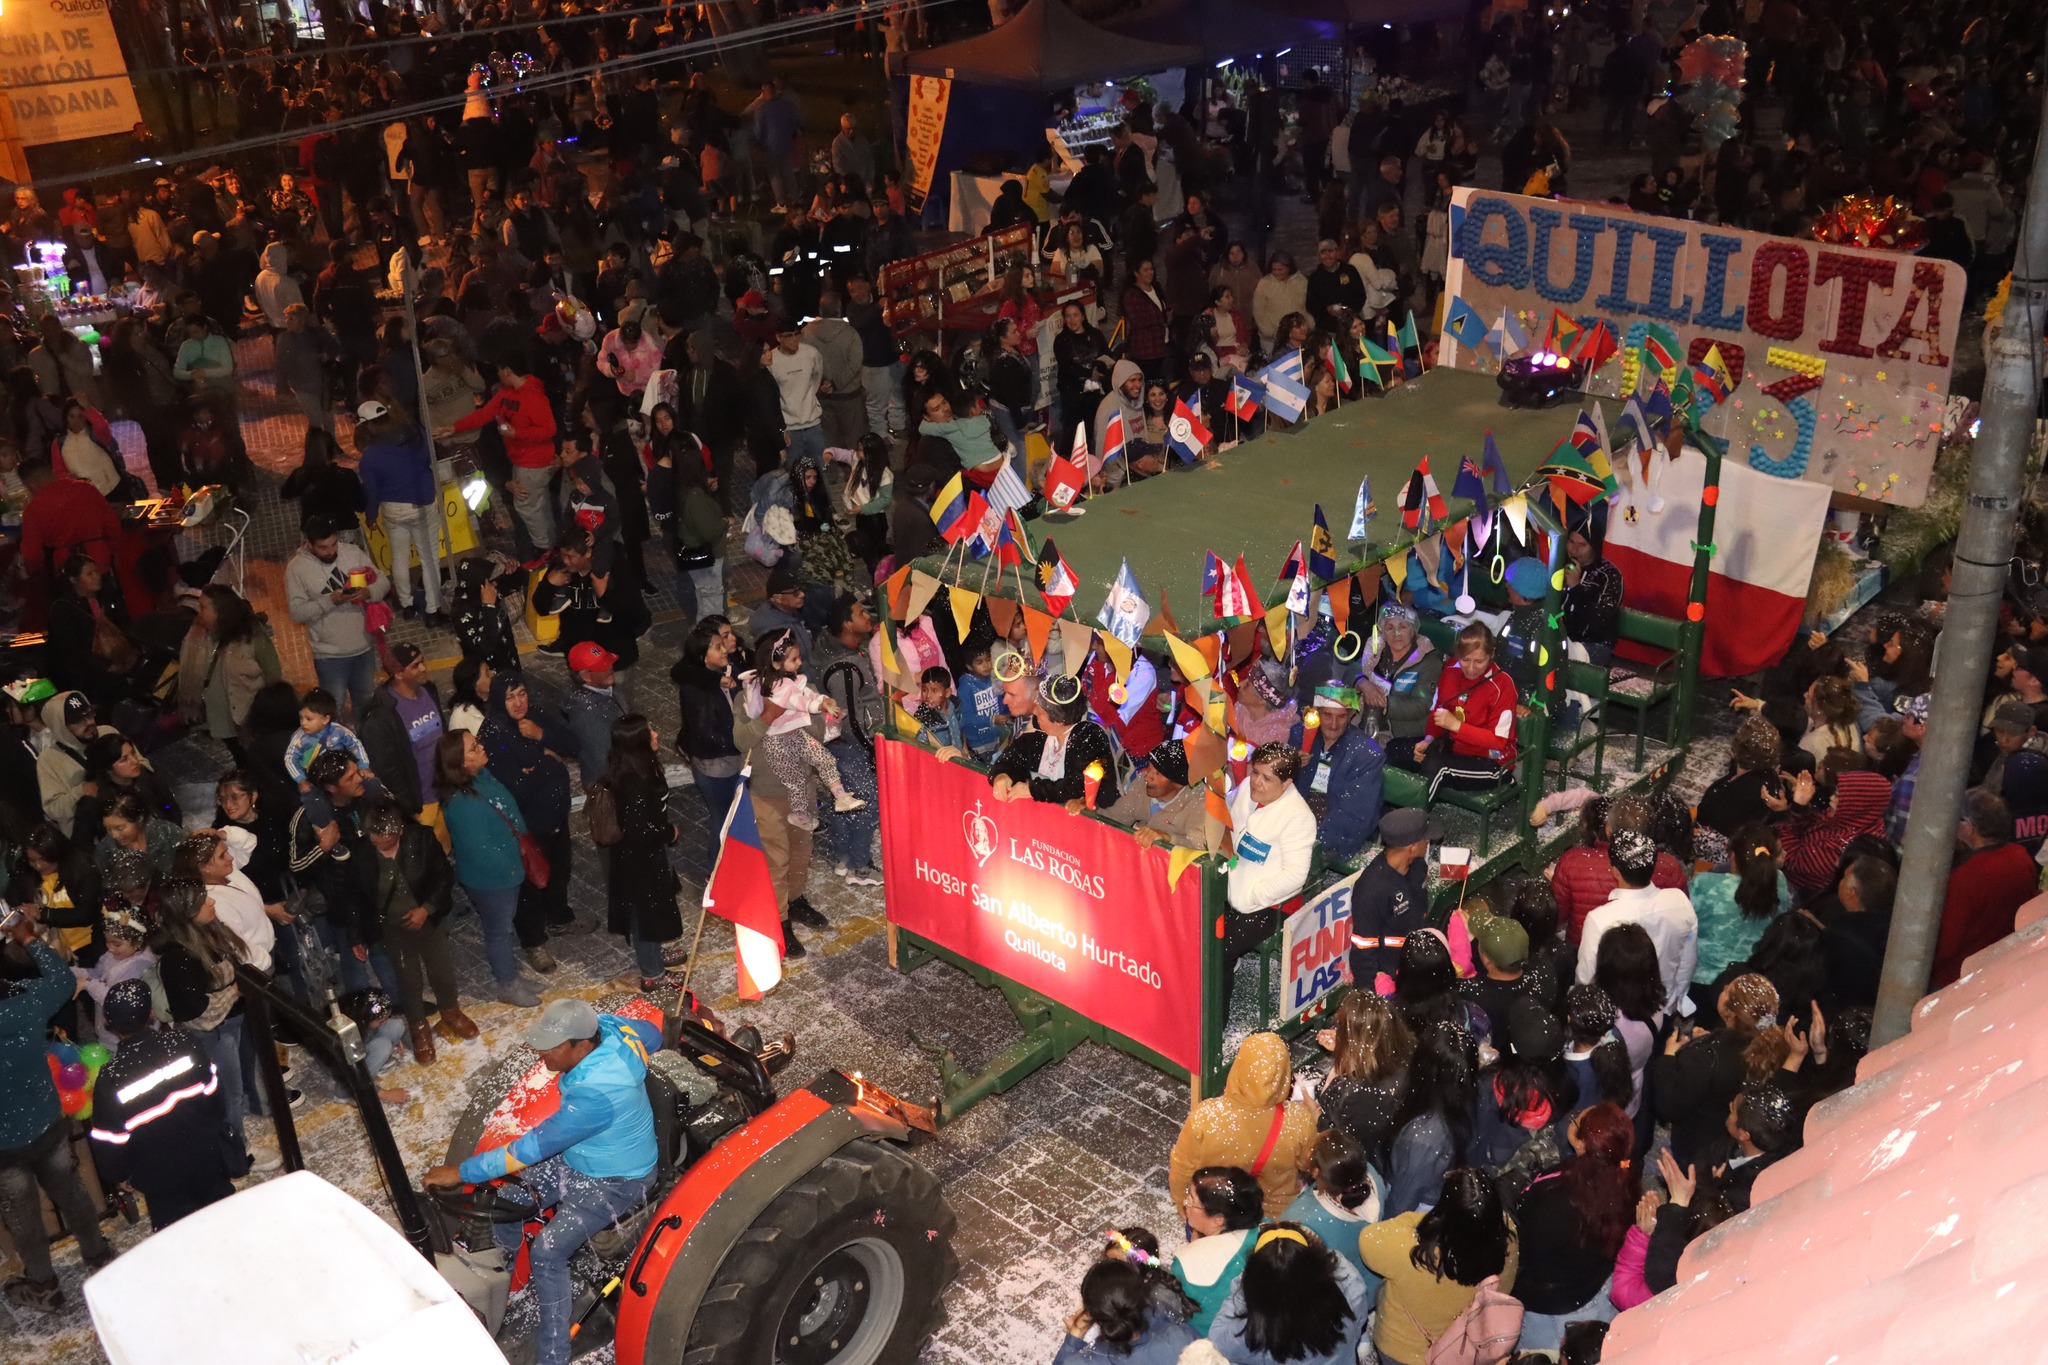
43, 0, 954, 191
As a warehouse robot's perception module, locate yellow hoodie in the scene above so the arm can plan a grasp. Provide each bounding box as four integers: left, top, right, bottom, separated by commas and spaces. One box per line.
1168, 1032, 1319, 1218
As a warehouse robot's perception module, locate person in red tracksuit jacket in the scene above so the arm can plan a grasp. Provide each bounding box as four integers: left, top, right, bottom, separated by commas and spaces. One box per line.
1411, 621, 1519, 803
1083, 645, 1164, 765
451, 356, 559, 558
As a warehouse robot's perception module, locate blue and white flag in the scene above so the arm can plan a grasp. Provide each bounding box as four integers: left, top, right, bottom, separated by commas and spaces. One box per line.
1095, 558, 1150, 647
1349, 476, 1376, 541
985, 458, 1033, 513
1257, 351, 1309, 421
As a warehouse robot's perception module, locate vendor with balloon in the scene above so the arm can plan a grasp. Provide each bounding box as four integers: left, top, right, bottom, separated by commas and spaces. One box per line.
0, 902, 114, 1309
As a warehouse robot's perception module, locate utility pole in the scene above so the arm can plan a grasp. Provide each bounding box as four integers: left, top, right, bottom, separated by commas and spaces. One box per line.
1874, 53, 2048, 1045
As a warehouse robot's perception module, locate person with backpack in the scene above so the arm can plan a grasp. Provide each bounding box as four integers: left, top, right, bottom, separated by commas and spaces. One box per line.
594, 713, 684, 994
1359, 1167, 1521, 1365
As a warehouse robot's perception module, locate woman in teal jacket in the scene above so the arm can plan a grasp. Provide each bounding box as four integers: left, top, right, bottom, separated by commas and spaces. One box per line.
1688, 824, 1792, 1011
436, 730, 541, 1007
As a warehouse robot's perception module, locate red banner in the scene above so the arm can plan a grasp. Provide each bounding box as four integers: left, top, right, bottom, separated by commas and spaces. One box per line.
878, 742, 1205, 1073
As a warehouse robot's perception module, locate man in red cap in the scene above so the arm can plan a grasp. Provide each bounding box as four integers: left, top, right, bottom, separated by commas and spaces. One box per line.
562, 639, 625, 786
733, 289, 777, 352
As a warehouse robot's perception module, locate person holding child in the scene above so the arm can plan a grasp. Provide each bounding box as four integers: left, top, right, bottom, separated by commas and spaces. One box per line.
739, 629, 866, 833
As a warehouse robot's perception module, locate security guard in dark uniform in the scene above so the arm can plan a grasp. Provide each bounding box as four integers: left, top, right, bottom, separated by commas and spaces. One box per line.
1347, 807, 1441, 989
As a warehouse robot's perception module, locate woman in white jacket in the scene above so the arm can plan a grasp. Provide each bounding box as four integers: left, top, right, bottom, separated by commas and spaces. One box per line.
1252, 253, 1309, 356
1223, 742, 1318, 1013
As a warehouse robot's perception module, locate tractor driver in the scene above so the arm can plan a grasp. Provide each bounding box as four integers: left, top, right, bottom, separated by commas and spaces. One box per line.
423, 998, 662, 1365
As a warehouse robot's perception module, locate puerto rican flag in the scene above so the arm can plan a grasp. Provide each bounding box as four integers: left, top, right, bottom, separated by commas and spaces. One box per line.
1604, 446, 1832, 676
704, 772, 784, 1000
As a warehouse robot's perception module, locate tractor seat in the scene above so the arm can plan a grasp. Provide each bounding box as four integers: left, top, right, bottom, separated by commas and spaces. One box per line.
645, 1069, 687, 1189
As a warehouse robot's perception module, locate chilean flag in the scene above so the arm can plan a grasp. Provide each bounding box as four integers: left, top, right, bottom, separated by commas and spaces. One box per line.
704, 772, 784, 1000
1603, 447, 1832, 676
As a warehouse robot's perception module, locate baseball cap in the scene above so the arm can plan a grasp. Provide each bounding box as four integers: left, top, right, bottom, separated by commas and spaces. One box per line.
62, 692, 93, 726
1505, 557, 1547, 600
568, 640, 618, 673
389, 642, 424, 670
1474, 916, 1530, 970
1902, 693, 1931, 723
2014, 646, 2048, 681
738, 289, 767, 311
765, 559, 805, 595
104, 978, 155, 1034
1994, 700, 2036, 735
1505, 997, 1564, 1062
523, 997, 601, 1052
1379, 807, 1444, 846
356, 400, 390, 422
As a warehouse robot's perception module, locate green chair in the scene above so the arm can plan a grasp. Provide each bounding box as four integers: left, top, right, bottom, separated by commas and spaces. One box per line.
1379, 761, 1517, 857
1548, 659, 1613, 787
1606, 609, 1684, 769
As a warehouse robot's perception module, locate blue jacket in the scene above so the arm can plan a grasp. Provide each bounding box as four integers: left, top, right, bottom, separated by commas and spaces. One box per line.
1287, 720, 1385, 862
358, 430, 437, 519
956, 672, 1006, 756
460, 1014, 661, 1182
0, 940, 68, 1149
1207, 1248, 1369, 1365
443, 769, 529, 891
1281, 1176, 1387, 1298
1052, 1310, 1196, 1364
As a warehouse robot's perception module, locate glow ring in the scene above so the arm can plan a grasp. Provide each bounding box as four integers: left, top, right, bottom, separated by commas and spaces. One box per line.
994, 652, 1030, 682
1333, 631, 1363, 662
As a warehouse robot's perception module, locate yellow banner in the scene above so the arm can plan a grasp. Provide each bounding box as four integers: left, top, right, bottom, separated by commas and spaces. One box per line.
0, 0, 141, 147
904, 74, 950, 197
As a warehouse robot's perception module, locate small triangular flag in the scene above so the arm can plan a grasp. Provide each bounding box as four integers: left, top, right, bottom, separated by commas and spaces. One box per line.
1356, 565, 1383, 611
1329, 580, 1352, 635
949, 586, 980, 641
905, 570, 943, 625
1147, 591, 1181, 639
1057, 619, 1094, 676
885, 564, 913, 619
1264, 603, 1291, 659
1166, 845, 1205, 891
1022, 605, 1054, 663
896, 702, 923, 739
1385, 548, 1410, 596
1416, 534, 1444, 589
1097, 630, 1134, 683
986, 596, 1019, 640
1502, 493, 1530, 546
1164, 631, 1213, 683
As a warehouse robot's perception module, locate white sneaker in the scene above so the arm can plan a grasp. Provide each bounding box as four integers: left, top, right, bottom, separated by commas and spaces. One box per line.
838, 865, 882, 887
832, 791, 866, 813
247, 1148, 283, 1174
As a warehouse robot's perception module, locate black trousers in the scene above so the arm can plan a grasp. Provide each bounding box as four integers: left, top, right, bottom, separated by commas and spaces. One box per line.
1220, 906, 1282, 1020
515, 824, 575, 946
1421, 748, 1513, 802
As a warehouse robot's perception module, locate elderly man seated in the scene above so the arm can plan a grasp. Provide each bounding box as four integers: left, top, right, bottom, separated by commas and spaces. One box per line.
1288, 682, 1385, 864
1103, 738, 1206, 849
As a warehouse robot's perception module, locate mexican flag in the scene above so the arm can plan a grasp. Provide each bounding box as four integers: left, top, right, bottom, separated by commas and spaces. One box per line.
1604, 447, 1832, 677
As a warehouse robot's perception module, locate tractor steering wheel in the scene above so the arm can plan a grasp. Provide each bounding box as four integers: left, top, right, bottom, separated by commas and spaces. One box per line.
424, 1177, 541, 1224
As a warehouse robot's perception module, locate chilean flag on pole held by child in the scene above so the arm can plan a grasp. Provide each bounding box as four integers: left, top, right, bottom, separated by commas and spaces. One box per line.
704, 772, 784, 1001
1603, 443, 1833, 676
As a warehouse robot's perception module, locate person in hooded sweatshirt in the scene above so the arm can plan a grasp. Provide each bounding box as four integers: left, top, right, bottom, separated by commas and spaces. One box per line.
1092, 358, 1150, 489
252, 241, 304, 331
477, 669, 580, 956
35, 690, 122, 839
1168, 1032, 1319, 1218
355, 402, 444, 624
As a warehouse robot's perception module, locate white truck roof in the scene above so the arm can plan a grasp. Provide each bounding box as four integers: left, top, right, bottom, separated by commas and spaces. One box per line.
86, 1170, 507, 1365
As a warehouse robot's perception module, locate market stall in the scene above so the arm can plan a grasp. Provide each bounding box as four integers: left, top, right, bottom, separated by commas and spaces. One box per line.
876, 224, 1094, 346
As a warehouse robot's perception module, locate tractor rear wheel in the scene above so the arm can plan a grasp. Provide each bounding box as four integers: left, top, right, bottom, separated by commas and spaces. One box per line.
679, 1138, 956, 1365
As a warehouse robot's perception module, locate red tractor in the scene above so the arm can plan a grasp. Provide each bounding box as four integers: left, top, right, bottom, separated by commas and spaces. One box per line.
153, 975, 960, 1365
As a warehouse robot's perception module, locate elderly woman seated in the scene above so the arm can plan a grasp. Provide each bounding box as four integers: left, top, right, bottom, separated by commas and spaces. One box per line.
986, 671, 1118, 812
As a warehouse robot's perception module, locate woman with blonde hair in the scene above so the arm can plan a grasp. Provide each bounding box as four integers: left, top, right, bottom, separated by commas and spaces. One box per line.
1313, 989, 1414, 1163
1650, 973, 1784, 1168
1799, 675, 1861, 764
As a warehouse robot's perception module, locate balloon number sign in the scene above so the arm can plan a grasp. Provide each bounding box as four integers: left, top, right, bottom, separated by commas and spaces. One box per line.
49, 1040, 111, 1119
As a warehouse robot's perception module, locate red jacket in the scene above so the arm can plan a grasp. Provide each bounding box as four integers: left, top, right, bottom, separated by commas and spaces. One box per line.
1084, 653, 1164, 762
1424, 661, 1519, 763
1778, 770, 1892, 896
1555, 843, 1690, 946
1120, 285, 1169, 362
21, 476, 120, 577
454, 376, 558, 469
1932, 840, 2037, 987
